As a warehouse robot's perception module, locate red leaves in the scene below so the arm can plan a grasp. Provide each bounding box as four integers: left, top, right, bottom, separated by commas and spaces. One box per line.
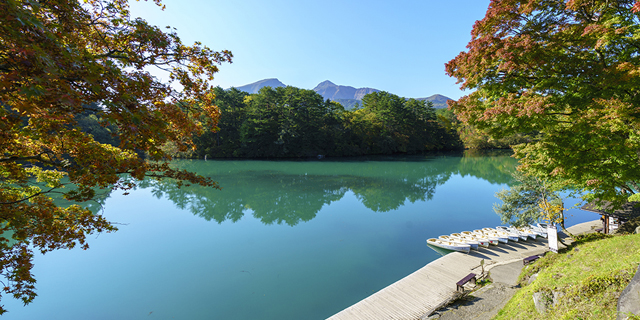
447, 0, 640, 207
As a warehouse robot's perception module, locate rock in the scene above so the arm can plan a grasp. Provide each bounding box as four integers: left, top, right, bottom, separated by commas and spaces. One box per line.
552, 291, 565, 307
533, 291, 552, 314
618, 265, 640, 320
528, 273, 539, 285
635, 226, 640, 234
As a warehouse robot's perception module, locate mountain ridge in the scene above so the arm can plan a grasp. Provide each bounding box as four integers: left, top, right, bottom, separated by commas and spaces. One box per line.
231, 78, 285, 94
228, 78, 452, 109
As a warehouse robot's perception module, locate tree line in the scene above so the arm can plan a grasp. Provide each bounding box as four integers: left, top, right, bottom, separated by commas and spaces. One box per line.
173, 86, 463, 159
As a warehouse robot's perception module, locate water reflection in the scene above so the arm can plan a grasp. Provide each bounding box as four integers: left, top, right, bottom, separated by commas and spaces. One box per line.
139, 151, 517, 226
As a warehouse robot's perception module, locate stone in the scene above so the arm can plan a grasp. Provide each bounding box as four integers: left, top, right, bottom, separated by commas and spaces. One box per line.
552, 291, 565, 307
528, 273, 538, 285
634, 226, 640, 234
618, 265, 640, 320
423, 313, 441, 320
533, 291, 552, 314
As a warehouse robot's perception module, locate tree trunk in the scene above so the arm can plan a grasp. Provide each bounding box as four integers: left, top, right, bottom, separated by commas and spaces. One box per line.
557, 202, 574, 245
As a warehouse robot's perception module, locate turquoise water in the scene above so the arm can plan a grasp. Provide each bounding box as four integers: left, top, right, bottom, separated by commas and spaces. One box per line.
1, 153, 598, 319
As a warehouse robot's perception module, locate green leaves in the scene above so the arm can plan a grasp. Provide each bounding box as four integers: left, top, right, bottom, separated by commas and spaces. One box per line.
493, 171, 565, 227
0, 0, 231, 312
448, 0, 640, 208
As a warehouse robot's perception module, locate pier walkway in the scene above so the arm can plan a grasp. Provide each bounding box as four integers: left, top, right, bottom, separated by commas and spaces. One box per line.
327, 221, 599, 320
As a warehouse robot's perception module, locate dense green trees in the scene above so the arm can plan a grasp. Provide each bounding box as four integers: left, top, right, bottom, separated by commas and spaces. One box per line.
193, 87, 248, 157
189, 87, 462, 158
446, 0, 640, 207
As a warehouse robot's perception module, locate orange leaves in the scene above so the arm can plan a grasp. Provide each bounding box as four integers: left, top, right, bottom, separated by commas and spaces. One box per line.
447, 0, 640, 209
0, 0, 231, 312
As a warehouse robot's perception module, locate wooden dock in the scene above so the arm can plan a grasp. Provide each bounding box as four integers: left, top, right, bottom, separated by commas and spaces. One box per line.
328, 221, 600, 320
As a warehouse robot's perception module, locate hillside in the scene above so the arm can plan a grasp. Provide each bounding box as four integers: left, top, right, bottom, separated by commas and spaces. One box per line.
417, 94, 452, 109
495, 233, 640, 319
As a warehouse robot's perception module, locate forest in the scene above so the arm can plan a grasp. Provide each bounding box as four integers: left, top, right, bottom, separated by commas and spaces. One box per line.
164, 86, 464, 159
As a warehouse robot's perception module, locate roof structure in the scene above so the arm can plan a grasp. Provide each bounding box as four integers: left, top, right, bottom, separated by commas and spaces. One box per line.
581, 201, 640, 220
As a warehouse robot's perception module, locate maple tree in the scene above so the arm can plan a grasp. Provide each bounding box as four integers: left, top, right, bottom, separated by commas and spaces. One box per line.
446, 0, 640, 208
0, 0, 231, 312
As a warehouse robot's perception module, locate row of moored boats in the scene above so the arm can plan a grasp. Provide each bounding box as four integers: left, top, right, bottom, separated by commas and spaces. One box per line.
426, 224, 550, 254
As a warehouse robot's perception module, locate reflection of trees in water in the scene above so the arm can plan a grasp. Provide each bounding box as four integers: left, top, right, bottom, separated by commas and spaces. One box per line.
141, 174, 348, 225
348, 171, 450, 212
455, 154, 515, 185
48, 179, 113, 215
142, 152, 516, 226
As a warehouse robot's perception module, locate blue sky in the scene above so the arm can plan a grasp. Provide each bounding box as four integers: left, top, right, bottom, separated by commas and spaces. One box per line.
129, 0, 491, 100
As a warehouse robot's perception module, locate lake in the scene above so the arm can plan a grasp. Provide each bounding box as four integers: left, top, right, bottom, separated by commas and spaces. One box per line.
1, 151, 599, 319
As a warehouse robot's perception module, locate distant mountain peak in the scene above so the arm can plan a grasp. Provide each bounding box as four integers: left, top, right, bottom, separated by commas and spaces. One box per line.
317, 80, 336, 86
231, 78, 286, 94
312, 80, 380, 101
229, 78, 453, 109
416, 94, 453, 109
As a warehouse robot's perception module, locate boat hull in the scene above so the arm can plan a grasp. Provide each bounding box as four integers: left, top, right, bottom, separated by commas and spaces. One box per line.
462, 231, 498, 245
529, 225, 548, 238
492, 227, 521, 242
427, 238, 471, 254
474, 230, 508, 244
490, 228, 520, 242
439, 235, 479, 250
505, 227, 530, 241
451, 233, 489, 248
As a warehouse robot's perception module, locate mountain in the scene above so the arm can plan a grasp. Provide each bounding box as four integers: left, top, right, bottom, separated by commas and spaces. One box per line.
417, 94, 452, 109
231, 78, 285, 94
312, 80, 379, 101
230, 78, 453, 109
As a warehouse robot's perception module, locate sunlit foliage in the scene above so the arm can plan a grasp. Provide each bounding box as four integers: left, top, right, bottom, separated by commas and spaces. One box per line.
0, 0, 231, 312
447, 0, 640, 208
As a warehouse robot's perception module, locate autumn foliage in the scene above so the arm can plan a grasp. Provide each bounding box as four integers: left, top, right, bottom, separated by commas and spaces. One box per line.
446, 0, 640, 207
0, 0, 231, 312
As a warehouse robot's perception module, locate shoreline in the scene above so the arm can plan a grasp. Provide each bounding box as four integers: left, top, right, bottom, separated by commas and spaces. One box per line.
328, 220, 601, 320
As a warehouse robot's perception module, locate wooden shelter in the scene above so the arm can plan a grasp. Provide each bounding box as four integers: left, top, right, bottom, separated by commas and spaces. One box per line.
581, 201, 640, 234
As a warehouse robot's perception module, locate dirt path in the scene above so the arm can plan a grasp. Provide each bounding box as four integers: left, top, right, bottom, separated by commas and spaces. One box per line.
429, 220, 601, 320
434, 261, 522, 320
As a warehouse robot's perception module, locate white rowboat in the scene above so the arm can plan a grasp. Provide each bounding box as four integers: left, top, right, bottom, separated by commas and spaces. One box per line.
493, 226, 523, 241
505, 227, 531, 241
462, 231, 498, 245
513, 227, 537, 240
474, 229, 508, 244
451, 233, 489, 248
439, 235, 478, 250
427, 238, 471, 253
529, 224, 549, 238
483, 227, 519, 242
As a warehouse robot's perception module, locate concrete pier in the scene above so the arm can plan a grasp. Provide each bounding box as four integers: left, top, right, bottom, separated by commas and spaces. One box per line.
327, 221, 600, 320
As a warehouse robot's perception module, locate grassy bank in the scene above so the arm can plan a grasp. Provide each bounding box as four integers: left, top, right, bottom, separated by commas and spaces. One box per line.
494, 233, 640, 319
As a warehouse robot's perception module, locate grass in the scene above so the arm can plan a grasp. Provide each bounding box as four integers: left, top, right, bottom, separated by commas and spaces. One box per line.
494, 233, 640, 320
